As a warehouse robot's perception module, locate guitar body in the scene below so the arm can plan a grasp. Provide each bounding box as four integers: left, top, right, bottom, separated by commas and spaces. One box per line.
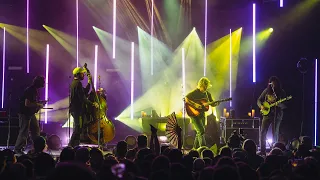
185, 99, 210, 117
260, 101, 271, 116
260, 96, 292, 116
185, 97, 232, 117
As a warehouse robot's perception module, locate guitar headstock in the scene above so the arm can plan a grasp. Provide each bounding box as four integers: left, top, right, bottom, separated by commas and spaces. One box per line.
286, 95, 293, 100
221, 97, 232, 102
83, 63, 90, 74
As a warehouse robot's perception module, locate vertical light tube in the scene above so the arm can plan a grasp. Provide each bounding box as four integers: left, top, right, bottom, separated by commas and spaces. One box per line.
182, 48, 186, 114
44, 44, 49, 124
315, 59, 318, 145
130, 42, 134, 120
280, 0, 283, 7
76, 0, 79, 67
253, 4, 256, 83
1, 28, 6, 109
229, 29, 232, 107
26, 0, 30, 73
94, 45, 98, 89
151, 0, 154, 75
113, 0, 116, 59
204, 0, 208, 77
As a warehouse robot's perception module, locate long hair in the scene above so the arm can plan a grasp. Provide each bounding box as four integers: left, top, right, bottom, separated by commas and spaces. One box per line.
32, 76, 45, 88
267, 76, 282, 95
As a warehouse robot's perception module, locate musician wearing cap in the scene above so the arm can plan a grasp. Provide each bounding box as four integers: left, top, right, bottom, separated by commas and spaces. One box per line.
69, 67, 99, 147
185, 77, 220, 149
14, 76, 46, 155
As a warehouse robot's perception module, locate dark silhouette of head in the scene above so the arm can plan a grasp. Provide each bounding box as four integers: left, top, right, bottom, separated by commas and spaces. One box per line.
33, 136, 46, 153
137, 135, 148, 148
213, 165, 240, 180
34, 152, 55, 177
202, 149, 214, 159
60, 147, 75, 162
32, 76, 45, 88
151, 155, 170, 172
75, 147, 90, 164
46, 162, 96, 180
116, 141, 128, 159
219, 146, 232, 157
243, 139, 257, 155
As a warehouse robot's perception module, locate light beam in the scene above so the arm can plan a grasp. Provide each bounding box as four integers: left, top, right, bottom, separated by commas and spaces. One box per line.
113, 0, 116, 59
27, 0, 30, 73
44, 44, 49, 124
204, 0, 208, 76
182, 48, 186, 115
315, 59, 318, 145
151, 0, 154, 75
1, 28, 5, 108
229, 29, 232, 107
253, 3, 256, 83
131, 42, 134, 120
76, 0, 79, 67
280, 0, 283, 7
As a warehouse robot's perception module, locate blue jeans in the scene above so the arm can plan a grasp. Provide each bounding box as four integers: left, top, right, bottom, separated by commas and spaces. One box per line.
191, 114, 206, 149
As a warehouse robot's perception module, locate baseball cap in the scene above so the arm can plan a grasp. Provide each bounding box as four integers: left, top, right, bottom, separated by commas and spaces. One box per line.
72, 67, 87, 75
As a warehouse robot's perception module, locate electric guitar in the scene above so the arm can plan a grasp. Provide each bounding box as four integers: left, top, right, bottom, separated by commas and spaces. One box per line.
29, 100, 50, 115
260, 95, 292, 115
185, 97, 232, 117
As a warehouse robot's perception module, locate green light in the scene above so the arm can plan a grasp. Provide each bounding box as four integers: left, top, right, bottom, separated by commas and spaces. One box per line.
269, 28, 274, 32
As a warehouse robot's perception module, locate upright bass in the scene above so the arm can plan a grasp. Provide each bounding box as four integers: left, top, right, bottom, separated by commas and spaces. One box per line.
83, 63, 115, 145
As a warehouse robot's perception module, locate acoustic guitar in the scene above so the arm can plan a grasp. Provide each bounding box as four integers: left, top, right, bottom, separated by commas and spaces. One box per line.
260, 95, 292, 115
185, 97, 232, 117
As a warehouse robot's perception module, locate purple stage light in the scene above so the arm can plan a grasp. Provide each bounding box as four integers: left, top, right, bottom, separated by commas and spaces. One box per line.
131, 42, 134, 120
76, 0, 79, 67
44, 44, 49, 124
253, 3, 256, 83
1, 28, 6, 109
280, 0, 283, 7
204, 0, 208, 76
315, 59, 318, 145
94, 45, 98, 89
229, 29, 232, 107
27, 0, 30, 73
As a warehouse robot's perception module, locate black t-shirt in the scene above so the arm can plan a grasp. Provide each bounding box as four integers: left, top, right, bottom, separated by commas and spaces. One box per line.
19, 86, 39, 116
69, 79, 92, 113
186, 89, 213, 102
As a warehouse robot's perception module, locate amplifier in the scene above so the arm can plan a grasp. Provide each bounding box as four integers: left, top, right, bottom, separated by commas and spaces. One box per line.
224, 118, 260, 129
220, 117, 261, 147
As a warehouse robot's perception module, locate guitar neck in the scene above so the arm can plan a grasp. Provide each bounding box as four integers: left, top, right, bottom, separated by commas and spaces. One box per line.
270, 98, 287, 107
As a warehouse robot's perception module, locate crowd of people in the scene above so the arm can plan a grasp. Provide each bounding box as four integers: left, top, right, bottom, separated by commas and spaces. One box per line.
0, 133, 320, 180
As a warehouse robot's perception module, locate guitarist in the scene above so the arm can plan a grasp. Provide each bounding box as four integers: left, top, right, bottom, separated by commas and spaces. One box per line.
14, 76, 46, 155
185, 77, 220, 149
69, 67, 99, 147
257, 76, 286, 154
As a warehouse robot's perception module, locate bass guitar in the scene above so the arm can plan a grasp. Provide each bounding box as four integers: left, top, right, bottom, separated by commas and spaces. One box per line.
260, 95, 292, 115
185, 97, 232, 117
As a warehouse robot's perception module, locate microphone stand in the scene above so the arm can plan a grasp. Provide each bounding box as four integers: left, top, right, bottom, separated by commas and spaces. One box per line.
6, 92, 12, 148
